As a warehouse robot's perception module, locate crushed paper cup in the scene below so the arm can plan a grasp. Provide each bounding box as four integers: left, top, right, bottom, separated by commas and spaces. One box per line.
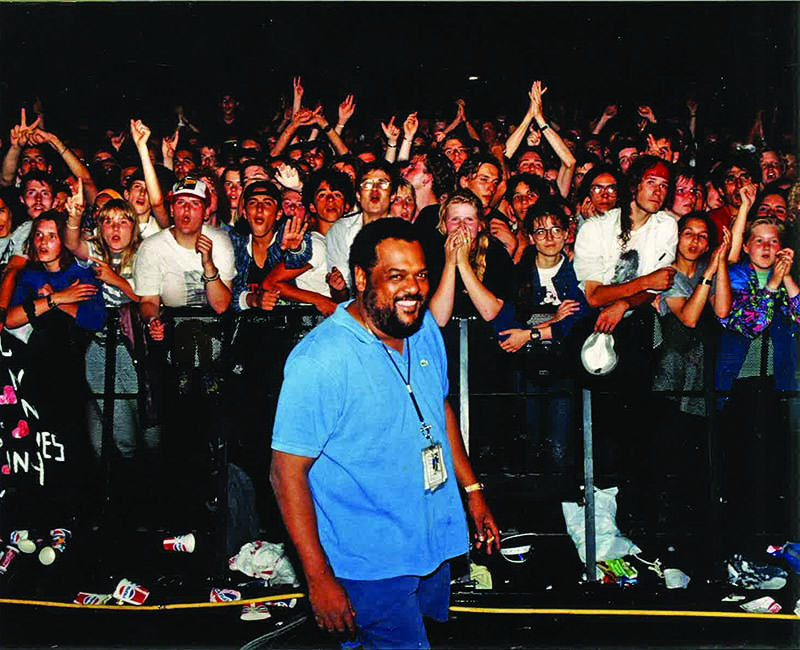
164, 533, 195, 553
241, 602, 271, 621
74, 592, 113, 605
9, 531, 36, 554
0, 545, 19, 574
114, 579, 150, 606
210, 588, 241, 603
741, 596, 782, 613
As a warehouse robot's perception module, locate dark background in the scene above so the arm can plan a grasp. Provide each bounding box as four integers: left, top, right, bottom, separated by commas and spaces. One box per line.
0, 2, 797, 147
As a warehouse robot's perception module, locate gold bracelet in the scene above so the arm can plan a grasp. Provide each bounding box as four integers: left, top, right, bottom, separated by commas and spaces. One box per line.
463, 482, 484, 493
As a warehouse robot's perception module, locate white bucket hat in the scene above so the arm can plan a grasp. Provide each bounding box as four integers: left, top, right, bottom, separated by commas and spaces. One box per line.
581, 332, 618, 376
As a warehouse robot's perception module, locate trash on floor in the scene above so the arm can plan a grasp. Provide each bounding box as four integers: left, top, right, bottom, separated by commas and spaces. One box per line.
727, 554, 787, 590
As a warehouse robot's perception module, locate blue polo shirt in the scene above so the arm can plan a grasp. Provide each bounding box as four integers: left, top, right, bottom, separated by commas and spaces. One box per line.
272, 304, 469, 581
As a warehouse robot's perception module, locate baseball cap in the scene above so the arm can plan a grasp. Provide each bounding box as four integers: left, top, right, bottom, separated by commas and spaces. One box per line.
170, 176, 208, 202
242, 179, 281, 205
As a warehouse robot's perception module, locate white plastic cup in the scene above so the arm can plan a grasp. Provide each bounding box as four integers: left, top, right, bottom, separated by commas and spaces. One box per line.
163, 532, 195, 553
664, 568, 690, 589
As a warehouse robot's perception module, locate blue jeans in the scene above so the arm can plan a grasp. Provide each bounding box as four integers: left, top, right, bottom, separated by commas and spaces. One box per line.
338, 561, 450, 649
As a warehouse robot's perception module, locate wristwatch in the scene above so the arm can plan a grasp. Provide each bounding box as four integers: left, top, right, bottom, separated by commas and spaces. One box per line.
529, 328, 542, 341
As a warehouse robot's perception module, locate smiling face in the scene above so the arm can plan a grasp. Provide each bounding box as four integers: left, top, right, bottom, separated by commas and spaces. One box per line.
743, 222, 781, 272
358, 238, 429, 340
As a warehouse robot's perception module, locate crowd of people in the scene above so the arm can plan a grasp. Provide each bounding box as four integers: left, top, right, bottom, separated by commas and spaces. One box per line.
0, 77, 796, 645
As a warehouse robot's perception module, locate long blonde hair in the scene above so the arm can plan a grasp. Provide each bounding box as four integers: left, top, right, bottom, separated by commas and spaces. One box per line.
93, 199, 142, 275
437, 189, 490, 282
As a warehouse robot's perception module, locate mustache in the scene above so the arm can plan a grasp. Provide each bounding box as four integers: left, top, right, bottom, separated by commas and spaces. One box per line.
394, 293, 425, 304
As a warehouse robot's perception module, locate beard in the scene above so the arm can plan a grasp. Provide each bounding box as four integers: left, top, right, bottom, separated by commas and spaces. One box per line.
362, 280, 427, 340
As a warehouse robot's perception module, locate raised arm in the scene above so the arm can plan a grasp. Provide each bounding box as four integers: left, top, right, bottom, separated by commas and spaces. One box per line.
131, 119, 170, 228
334, 94, 356, 137
398, 112, 418, 163
29, 126, 98, 204
270, 108, 318, 158
380, 116, 400, 163
313, 110, 349, 157
528, 81, 576, 198
592, 105, 617, 136
1, 108, 41, 186
728, 183, 756, 264
64, 178, 90, 260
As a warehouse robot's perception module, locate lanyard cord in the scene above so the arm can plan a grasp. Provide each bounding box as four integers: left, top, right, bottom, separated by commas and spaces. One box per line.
361, 313, 434, 445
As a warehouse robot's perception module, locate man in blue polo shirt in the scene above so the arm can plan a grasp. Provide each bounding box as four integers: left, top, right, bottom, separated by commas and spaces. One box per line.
271, 218, 499, 649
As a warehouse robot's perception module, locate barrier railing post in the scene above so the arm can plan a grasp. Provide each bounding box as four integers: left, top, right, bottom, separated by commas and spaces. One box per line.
459, 318, 470, 454
582, 388, 597, 582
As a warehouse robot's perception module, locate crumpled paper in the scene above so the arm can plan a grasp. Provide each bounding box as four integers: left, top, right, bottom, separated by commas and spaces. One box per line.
229, 541, 299, 587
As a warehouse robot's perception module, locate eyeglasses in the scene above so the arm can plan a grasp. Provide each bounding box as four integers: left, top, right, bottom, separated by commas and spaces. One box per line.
532, 226, 566, 240
590, 184, 617, 196
724, 172, 751, 184
360, 178, 391, 191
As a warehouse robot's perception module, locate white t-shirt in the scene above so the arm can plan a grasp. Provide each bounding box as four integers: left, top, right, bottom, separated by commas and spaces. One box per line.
133, 225, 236, 307
296, 231, 331, 297
537, 258, 564, 306
139, 214, 162, 239
325, 211, 364, 288
3, 220, 33, 263
573, 208, 677, 291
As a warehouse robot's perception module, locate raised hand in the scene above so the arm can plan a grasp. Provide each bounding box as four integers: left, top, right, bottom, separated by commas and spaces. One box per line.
338, 94, 356, 126
130, 119, 151, 150
687, 98, 698, 115
280, 214, 308, 251
380, 116, 400, 145
602, 105, 618, 120
274, 163, 302, 191
739, 182, 757, 212
638, 105, 657, 123
65, 177, 85, 221
292, 76, 304, 112
528, 81, 547, 121
10, 108, 42, 148
403, 112, 419, 140
293, 107, 318, 127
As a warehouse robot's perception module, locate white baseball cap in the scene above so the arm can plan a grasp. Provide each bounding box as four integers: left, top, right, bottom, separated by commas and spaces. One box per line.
581, 332, 618, 376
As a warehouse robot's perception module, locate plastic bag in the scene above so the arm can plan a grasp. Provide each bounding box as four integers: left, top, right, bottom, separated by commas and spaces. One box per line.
562, 486, 641, 564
